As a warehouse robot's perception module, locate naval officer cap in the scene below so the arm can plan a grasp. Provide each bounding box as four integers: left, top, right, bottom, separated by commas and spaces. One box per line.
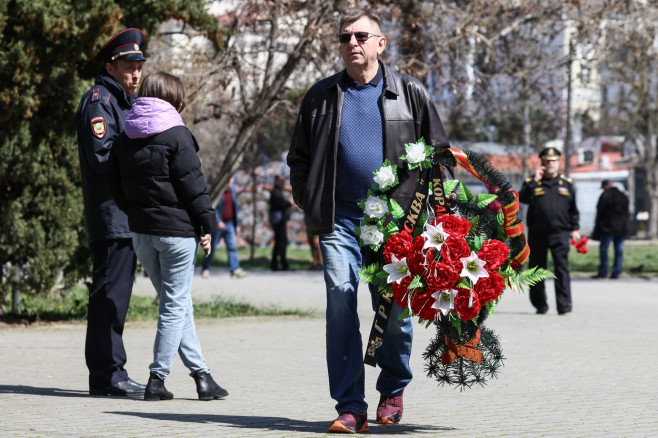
538, 146, 561, 161
94, 28, 147, 64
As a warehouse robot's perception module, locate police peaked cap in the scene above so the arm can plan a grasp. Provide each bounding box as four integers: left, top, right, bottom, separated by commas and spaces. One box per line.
94, 28, 147, 64
538, 147, 561, 160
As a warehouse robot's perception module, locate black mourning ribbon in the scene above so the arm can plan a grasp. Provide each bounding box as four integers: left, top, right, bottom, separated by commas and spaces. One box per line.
364, 151, 450, 367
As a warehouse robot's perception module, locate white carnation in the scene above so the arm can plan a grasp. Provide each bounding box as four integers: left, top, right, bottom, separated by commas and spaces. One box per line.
364, 195, 389, 219
374, 165, 395, 189
360, 225, 384, 246
405, 142, 427, 164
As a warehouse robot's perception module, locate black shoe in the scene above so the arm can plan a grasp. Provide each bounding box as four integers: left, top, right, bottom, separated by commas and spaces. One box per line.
89, 378, 146, 396
144, 373, 174, 401
591, 274, 606, 279
610, 274, 619, 279
193, 371, 228, 400
536, 307, 548, 315
558, 306, 572, 315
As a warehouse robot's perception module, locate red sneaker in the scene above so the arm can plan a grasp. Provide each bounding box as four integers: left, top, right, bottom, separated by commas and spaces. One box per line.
328, 411, 369, 434
376, 392, 403, 424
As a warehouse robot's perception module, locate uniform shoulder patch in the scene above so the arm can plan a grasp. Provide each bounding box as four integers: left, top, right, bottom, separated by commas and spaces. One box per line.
90, 116, 106, 139
560, 175, 573, 183
525, 177, 533, 182
91, 87, 101, 102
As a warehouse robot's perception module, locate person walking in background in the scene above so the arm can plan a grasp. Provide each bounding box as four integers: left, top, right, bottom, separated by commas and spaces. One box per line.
287, 8, 451, 433
591, 179, 630, 279
519, 147, 581, 315
269, 175, 292, 271
107, 71, 228, 402
201, 176, 247, 279
75, 28, 147, 397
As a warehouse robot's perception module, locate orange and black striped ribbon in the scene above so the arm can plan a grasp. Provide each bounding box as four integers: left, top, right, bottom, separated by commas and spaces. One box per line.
448, 147, 529, 269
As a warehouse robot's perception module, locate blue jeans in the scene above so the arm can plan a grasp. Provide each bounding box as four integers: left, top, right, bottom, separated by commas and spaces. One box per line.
598, 234, 625, 277
201, 220, 240, 273
132, 233, 209, 379
319, 215, 413, 416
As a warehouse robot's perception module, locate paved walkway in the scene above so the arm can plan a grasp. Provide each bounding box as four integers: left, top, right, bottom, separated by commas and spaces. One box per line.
1, 269, 657, 437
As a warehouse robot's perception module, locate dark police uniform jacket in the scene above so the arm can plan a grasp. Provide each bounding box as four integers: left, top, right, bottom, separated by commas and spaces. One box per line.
75, 71, 134, 242
519, 174, 580, 233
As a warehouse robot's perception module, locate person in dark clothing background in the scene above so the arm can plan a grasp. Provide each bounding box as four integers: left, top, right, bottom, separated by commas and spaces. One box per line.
519, 147, 580, 315
75, 28, 147, 396
591, 180, 629, 279
269, 175, 292, 271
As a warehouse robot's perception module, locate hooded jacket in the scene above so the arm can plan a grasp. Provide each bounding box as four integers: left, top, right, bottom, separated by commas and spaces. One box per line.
107, 97, 215, 238
287, 62, 451, 235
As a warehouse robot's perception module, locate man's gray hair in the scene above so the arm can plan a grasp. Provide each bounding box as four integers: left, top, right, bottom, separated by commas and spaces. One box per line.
339, 8, 382, 33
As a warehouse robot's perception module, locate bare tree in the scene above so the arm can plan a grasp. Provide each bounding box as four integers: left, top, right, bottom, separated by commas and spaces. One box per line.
147, 0, 342, 202
578, 0, 658, 239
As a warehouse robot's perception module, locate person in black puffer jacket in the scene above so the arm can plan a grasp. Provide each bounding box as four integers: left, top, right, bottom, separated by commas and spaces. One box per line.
107, 71, 228, 402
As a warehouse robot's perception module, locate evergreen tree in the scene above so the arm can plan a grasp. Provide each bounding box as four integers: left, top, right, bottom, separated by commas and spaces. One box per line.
0, 0, 216, 310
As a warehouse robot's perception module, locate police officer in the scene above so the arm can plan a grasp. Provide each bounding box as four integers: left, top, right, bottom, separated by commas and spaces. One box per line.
519, 147, 580, 315
75, 28, 147, 395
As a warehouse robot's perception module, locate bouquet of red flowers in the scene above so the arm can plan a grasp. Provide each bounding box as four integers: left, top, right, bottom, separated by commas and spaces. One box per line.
358, 140, 553, 389
571, 236, 589, 254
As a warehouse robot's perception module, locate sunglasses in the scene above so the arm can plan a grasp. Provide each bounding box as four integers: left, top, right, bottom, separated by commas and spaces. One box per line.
338, 32, 381, 44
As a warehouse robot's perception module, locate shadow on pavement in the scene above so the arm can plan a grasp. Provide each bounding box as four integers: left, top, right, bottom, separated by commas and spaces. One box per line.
109, 411, 455, 434
0, 385, 95, 398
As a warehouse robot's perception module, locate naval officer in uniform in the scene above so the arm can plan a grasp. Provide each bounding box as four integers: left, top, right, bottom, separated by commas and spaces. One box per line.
519, 147, 580, 315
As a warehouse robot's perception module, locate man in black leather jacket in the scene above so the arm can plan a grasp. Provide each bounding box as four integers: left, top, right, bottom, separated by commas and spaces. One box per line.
287, 8, 450, 434
75, 28, 147, 396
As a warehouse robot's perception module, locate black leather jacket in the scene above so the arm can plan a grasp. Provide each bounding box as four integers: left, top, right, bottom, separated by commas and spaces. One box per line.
287, 62, 451, 235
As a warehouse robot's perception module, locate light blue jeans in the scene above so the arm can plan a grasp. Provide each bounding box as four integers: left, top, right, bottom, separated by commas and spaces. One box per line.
132, 233, 209, 379
320, 215, 413, 416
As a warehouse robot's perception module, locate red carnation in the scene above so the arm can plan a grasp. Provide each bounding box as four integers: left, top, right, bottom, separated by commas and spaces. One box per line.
424, 260, 460, 292
383, 232, 414, 263
441, 237, 471, 272
436, 214, 471, 239
474, 271, 505, 304
453, 287, 481, 321
478, 239, 510, 271
391, 275, 414, 307
408, 246, 434, 275
410, 290, 438, 321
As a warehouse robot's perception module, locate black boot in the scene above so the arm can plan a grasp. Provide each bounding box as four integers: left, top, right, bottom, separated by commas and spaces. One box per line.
193, 371, 228, 400
144, 373, 174, 401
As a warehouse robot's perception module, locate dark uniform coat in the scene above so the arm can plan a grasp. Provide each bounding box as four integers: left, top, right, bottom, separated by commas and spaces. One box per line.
519, 174, 579, 234
75, 71, 134, 242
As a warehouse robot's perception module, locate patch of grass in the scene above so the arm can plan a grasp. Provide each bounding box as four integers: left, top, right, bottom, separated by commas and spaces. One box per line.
3, 284, 309, 324
197, 246, 315, 271
205, 241, 658, 275
127, 295, 311, 321
555, 240, 658, 275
